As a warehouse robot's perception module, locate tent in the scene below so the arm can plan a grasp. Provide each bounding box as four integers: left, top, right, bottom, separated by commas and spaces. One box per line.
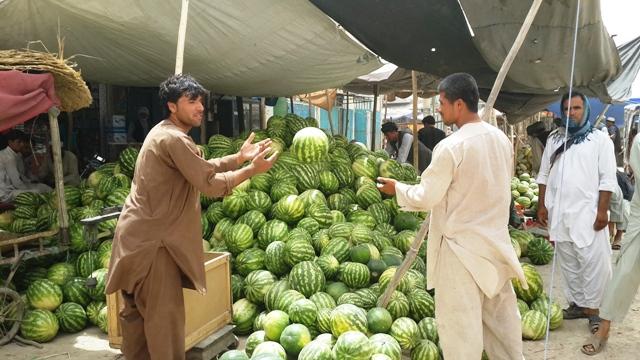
0, 0, 382, 96
310, 0, 640, 123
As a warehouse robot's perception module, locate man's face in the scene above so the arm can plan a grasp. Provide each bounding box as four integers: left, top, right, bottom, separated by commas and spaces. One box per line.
138, 112, 149, 121
168, 95, 204, 128
9, 140, 26, 153
562, 95, 585, 125
384, 130, 398, 143
437, 92, 457, 126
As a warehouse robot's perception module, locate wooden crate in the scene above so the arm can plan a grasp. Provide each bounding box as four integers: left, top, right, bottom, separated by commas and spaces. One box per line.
107, 252, 232, 350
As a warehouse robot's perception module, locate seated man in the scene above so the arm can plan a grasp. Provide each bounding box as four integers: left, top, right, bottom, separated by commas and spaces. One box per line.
30, 143, 81, 186
0, 130, 52, 202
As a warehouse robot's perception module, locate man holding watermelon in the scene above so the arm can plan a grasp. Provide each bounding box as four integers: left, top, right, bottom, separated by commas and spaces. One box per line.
377, 73, 526, 359
105, 74, 278, 360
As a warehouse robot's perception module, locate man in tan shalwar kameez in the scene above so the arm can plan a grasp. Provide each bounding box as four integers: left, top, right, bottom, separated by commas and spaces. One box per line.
105, 74, 277, 360
378, 73, 526, 360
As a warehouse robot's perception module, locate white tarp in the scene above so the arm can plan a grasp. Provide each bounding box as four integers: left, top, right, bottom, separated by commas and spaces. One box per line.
0, 0, 381, 96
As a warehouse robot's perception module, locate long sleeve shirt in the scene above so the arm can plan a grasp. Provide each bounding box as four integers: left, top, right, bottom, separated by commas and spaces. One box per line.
106, 120, 241, 295
0, 146, 30, 192
536, 129, 617, 247
394, 121, 525, 298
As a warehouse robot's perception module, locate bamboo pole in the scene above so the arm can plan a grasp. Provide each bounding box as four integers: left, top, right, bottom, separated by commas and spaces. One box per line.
174, 0, 190, 74
371, 84, 379, 150
481, 0, 543, 122
379, 0, 544, 307
325, 90, 335, 135
48, 107, 69, 245
411, 71, 419, 169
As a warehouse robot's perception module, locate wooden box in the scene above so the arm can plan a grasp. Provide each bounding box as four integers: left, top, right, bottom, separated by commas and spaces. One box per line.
107, 252, 232, 350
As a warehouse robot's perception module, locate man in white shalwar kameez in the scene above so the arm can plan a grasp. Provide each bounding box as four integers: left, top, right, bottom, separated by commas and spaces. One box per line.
377, 73, 526, 360
536, 92, 617, 334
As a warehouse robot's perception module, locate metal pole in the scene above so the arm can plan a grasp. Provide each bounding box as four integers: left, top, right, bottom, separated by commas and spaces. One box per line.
593, 104, 612, 128
48, 107, 69, 245
345, 92, 350, 137
411, 71, 419, 169
371, 84, 379, 150
174, 0, 190, 74
325, 90, 335, 135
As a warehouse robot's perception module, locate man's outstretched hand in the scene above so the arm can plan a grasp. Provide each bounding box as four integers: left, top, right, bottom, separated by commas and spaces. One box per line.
376, 177, 397, 196
238, 132, 272, 164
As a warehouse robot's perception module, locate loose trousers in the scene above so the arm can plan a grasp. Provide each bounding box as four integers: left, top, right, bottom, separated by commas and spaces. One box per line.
119, 247, 185, 360
600, 230, 640, 322
435, 241, 523, 360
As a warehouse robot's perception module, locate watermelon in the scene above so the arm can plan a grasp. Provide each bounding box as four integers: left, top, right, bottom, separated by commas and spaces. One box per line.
264, 279, 290, 312
284, 239, 316, 267
289, 261, 326, 297
527, 237, 554, 265
219, 350, 249, 360
339, 262, 370, 289
388, 319, 419, 352
298, 340, 333, 360
408, 289, 435, 321
383, 291, 410, 320
512, 263, 543, 303
275, 289, 306, 313
348, 210, 377, 229
326, 282, 350, 302
411, 340, 440, 360
26, 279, 63, 311
244, 270, 276, 305
252, 341, 287, 360
257, 219, 289, 249
517, 299, 530, 315
253, 312, 267, 331
118, 147, 139, 177
367, 307, 394, 334
20, 309, 59, 343
235, 248, 266, 276
356, 185, 382, 209
46, 262, 76, 286
321, 237, 350, 263
263, 310, 290, 341
417, 317, 438, 343
369, 333, 403, 360
297, 217, 320, 235
316, 254, 340, 280
279, 323, 311, 356
394, 212, 420, 232
87, 268, 108, 301
330, 304, 368, 337
272, 195, 305, 224
233, 299, 259, 335
295, 164, 321, 191
75, 251, 100, 278
251, 173, 274, 193
530, 297, 563, 330
393, 230, 416, 254
245, 330, 266, 357
288, 299, 318, 327
226, 223, 255, 255
85, 301, 105, 326
264, 242, 290, 276
309, 292, 337, 310
319, 170, 340, 195
270, 182, 298, 202
62, 277, 91, 307
54, 302, 87, 333
222, 192, 248, 219
231, 274, 245, 302
332, 331, 372, 360
350, 224, 374, 245
521, 310, 546, 340
352, 156, 379, 180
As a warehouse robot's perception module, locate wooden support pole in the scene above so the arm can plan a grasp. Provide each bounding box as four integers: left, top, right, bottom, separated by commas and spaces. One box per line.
325, 90, 335, 135
260, 97, 266, 129
481, 0, 543, 122
307, 94, 312, 118
290, 97, 295, 114
48, 107, 69, 245
345, 92, 350, 137
411, 71, 419, 169
371, 84, 379, 150
174, 0, 190, 75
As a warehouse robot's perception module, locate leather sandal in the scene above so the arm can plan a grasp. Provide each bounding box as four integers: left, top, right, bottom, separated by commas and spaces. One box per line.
581, 334, 608, 355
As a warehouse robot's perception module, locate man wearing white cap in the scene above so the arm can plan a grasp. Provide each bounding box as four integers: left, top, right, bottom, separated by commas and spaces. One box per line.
606, 117, 622, 166
128, 106, 151, 143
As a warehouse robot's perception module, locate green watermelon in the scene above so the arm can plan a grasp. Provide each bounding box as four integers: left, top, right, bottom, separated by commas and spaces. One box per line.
275, 289, 306, 313
298, 340, 333, 360
521, 310, 546, 340
231, 274, 245, 302
232, 299, 259, 335
297, 217, 320, 235
26, 279, 63, 311
235, 248, 266, 277
272, 195, 305, 224
316, 254, 340, 280
219, 350, 249, 360
339, 262, 370, 289
394, 212, 420, 231
288, 299, 318, 327
62, 277, 91, 307
326, 281, 350, 301
284, 239, 316, 267
245, 330, 266, 357
264, 242, 290, 276
257, 219, 289, 249
252, 341, 287, 360
222, 192, 248, 219
243, 270, 276, 305
54, 302, 87, 333
279, 323, 311, 356
411, 339, 440, 360
512, 263, 543, 303
225, 223, 255, 255
118, 147, 139, 177
309, 292, 337, 310
384, 291, 411, 320
332, 330, 372, 360
527, 237, 554, 265
367, 307, 394, 334
408, 289, 435, 321
20, 309, 59, 343
352, 156, 379, 180
86, 301, 106, 326
369, 333, 403, 360
75, 251, 100, 278
289, 261, 326, 297
264, 279, 290, 312
330, 304, 368, 337
46, 262, 76, 286
263, 310, 290, 342
390, 317, 420, 350
417, 317, 438, 343
87, 268, 108, 301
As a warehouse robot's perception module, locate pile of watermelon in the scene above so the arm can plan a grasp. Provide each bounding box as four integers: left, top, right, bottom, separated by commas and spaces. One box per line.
0, 147, 139, 342
511, 173, 538, 211
510, 228, 554, 265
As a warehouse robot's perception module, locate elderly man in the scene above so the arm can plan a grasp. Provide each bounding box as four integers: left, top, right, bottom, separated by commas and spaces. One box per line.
381, 122, 431, 172
537, 92, 617, 334
378, 73, 525, 359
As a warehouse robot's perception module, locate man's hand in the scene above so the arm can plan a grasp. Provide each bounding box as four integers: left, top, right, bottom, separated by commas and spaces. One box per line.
537, 205, 548, 227
238, 132, 272, 164
593, 210, 608, 231
250, 148, 278, 175
376, 177, 397, 196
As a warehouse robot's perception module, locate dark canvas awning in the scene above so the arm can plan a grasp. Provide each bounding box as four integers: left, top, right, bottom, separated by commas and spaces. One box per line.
311, 0, 630, 122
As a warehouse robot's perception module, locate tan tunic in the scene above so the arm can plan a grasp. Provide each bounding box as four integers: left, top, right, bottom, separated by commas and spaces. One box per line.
106, 120, 239, 295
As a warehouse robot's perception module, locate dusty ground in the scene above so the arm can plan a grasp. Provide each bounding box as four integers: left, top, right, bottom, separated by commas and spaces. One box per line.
2, 256, 640, 359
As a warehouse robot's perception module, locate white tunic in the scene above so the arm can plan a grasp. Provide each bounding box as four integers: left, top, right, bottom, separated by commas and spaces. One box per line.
536, 129, 617, 247
395, 121, 525, 298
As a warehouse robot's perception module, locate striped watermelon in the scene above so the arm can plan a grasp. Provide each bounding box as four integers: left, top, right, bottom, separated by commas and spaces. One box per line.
321, 237, 351, 263
246, 190, 272, 215
264, 241, 290, 276
318, 170, 340, 195
106, 188, 129, 207
316, 254, 340, 280
350, 225, 374, 245
244, 270, 276, 305
118, 147, 139, 177
213, 217, 234, 242
298, 340, 333, 360
327, 193, 350, 213
208, 134, 232, 149
299, 189, 327, 209
27, 279, 63, 311
270, 182, 298, 202
263, 310, 290, 341
409, 289, 435, 322
368, 203, 392, 225
332, 163, 355, 188
13, 205, 37, 219
512, 263, 543, 303
87, 268, 107, 301
352, 155, 379, 180
521, 310, 546, 340
369, 333, 403, 360
289, 261, 325, 297
390, 317, 420, 350
328, 222, 354, 239
235, 248, 266, 276
338, 292, 366, 308
252, 341, 287, 360
331, 210, 346, 224
231, 274, 245, 302
62, 277, 91, 307
20, 309, 59, 343
75, 251, 100, 278
288, 299, 318, 327
297, 217, 320, 235
354, 176, 377, 190
376, 223, 397, 238
272, 195, 305, 224
384, 291, 410, 319
46, 262, 76, 286
253, 312, 266, 331
245, 330, 266, 357
237, 210, 267, 235
393, 230, 416, 254
250, 173, 274, 193
309, 292, 337, 310
205, 205, 225, 225
295, 164, 320, 191
15, 192, 42, 206
530, 297, 563, 330
10, 218, 38, 234
222, 192, 248, 219
417, 317, 438, 343
225, 223, 254, 255
232, 298, 259, 335
55, 302, 87, 333
284, 239, 316, 267
411, 339, 440, 360
219, 350, 249, 360
339, 262, 371, 289
257, 219, 289, 249
307, 204, 333, 227
291, 127, 329, 163
316, 308, 333, 333
311, 229, 331, 252
86, 301, 106, 326
276, 289, 306, 313
264, 279, 290, 312
333, 331, 372, 360
367, 307, 394, 334
348, 210, 377, 229
379, 160, 405, 180
330, 304, 368, 337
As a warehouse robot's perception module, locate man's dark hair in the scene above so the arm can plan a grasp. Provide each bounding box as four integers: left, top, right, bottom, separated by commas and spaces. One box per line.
381, 122, 398, 133
560, 91, 586, 106
159, 74, 207, 112
422, 115, 436, 125
5, 129, 28, 143
438, 73, 479, 113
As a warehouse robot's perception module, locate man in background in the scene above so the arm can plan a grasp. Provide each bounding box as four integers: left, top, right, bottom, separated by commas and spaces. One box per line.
0, 130, 52, 202
128, 106, 151, 143
606, 117, 622, 166
381, 121, 432, 172
418, 115, 446, 151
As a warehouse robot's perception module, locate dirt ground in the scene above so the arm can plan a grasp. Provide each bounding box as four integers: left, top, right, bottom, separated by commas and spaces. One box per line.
2, 257, 640, 360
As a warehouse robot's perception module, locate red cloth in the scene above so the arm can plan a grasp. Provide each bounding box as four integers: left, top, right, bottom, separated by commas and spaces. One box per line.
0, 70, 60, 132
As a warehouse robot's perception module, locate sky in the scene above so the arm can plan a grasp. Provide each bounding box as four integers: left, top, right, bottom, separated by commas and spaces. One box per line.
601, 0, 640, 98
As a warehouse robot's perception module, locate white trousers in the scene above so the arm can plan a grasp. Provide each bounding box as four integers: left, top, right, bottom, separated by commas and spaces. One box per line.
435, 241, 523, 360
556, 237, 612, 309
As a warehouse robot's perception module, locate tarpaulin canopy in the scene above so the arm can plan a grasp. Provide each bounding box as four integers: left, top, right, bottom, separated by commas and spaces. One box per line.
0, 70, 60, 132
0, 0, 382, 97
310, 0, 634, 122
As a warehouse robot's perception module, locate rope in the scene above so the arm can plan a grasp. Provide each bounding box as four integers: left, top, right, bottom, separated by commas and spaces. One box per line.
543, 0, 582, 358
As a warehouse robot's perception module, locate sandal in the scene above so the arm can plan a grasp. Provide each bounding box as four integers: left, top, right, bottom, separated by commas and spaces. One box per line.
589, 315, 602, 334
563, 303, 588, 319
612, 240, 622, 250
581, 334, 608, 355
